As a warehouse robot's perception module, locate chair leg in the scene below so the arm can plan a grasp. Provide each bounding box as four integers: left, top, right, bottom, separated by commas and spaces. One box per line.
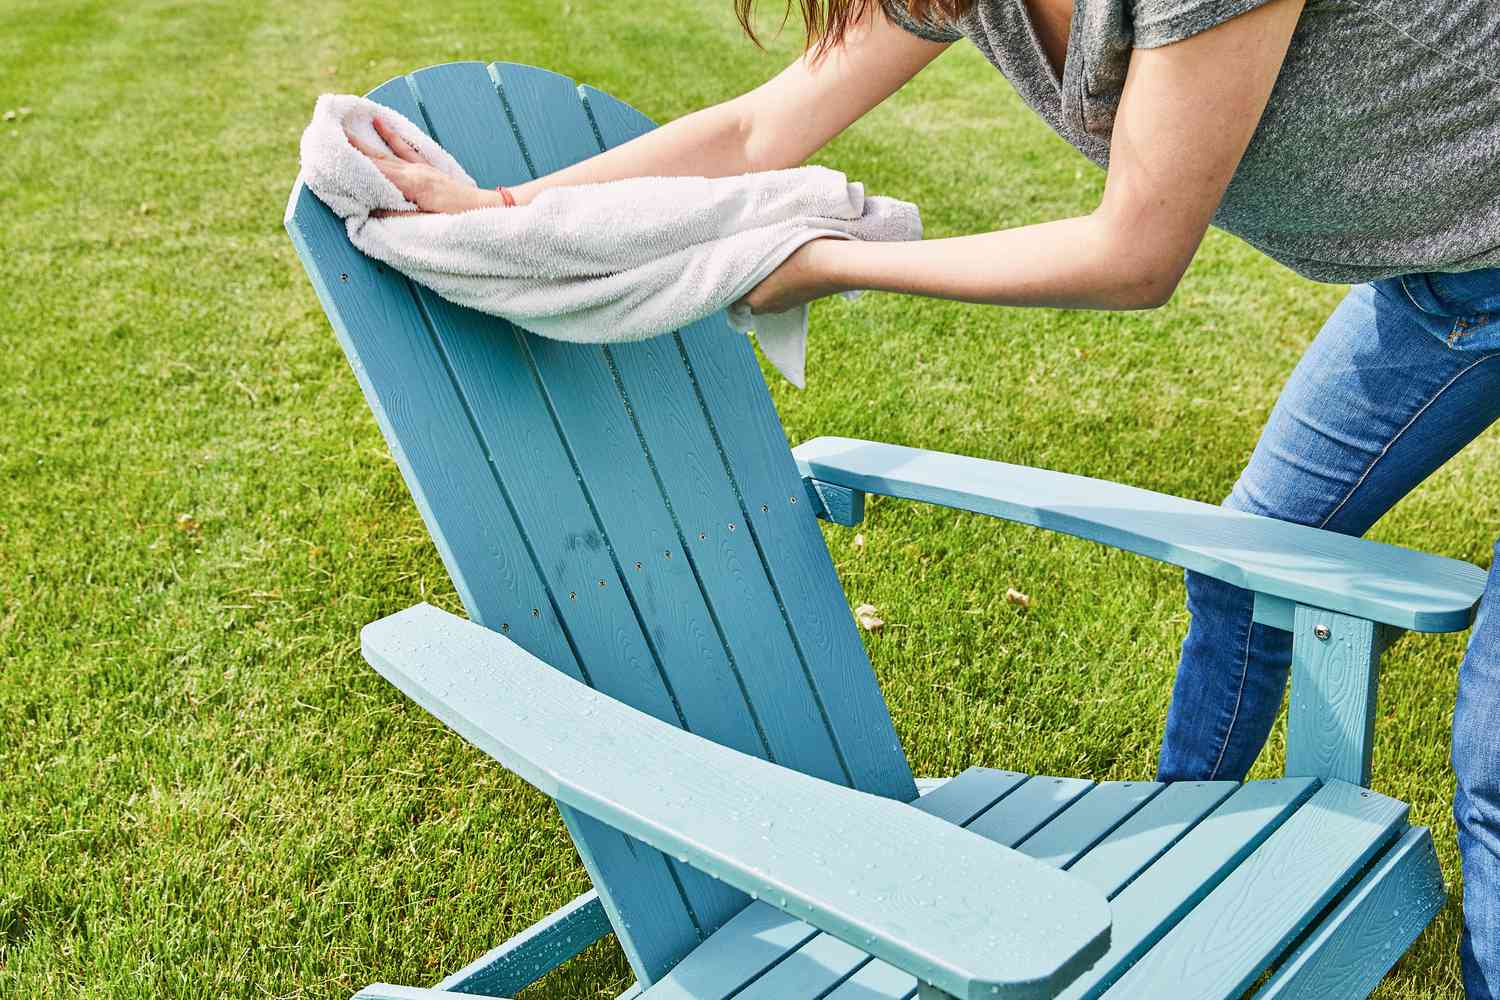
1253, 827, 1446, 998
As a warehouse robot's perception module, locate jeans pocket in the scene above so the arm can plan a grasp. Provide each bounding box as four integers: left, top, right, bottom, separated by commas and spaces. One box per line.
1448, 313, 1500, 352
1397, 269, 1500, 352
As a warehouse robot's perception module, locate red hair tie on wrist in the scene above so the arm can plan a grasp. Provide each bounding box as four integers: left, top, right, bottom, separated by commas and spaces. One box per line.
495, 185, 517, 208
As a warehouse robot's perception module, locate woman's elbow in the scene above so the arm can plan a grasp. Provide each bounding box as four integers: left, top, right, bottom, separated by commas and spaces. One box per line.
1087, 258, 1183, 311
1089, 207, 1201, 310
1113, 267, 1182, 310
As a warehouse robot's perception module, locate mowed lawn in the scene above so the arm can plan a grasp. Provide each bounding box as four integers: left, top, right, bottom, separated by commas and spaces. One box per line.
3, 0, 1496, 997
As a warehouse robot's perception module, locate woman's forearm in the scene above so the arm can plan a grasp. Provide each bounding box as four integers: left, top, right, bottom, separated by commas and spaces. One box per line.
812, 211, 1190, 312
507, 98, 761, 205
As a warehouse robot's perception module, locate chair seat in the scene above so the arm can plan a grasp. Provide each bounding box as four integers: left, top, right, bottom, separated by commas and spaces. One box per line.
640, 767, 1427, 1000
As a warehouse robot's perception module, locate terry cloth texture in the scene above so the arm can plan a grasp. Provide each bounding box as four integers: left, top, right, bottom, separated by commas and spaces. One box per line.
880, 0, 1500, 283
298, 93, 923, 387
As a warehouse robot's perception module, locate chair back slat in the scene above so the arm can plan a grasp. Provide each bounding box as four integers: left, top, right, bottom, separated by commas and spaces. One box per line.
285, 60, 917, 983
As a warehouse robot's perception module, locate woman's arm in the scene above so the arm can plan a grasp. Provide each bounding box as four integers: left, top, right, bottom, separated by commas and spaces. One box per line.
744, 0, 1306, 314
510, 8, 951, 203
355, 7, 951, 213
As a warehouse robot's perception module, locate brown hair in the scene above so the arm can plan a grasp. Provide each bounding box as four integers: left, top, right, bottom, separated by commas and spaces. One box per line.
734, 0, 972, 59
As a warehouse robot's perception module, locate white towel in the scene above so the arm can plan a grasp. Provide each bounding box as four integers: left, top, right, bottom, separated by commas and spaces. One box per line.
298, 94, 922, 387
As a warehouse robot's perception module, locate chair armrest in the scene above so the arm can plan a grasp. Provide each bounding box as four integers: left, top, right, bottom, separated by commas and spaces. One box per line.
792, 436, 1485, 633
362, 603, 1111, 1000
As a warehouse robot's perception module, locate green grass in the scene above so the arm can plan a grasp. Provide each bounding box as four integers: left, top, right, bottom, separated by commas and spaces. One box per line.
1, 1, 1495, 997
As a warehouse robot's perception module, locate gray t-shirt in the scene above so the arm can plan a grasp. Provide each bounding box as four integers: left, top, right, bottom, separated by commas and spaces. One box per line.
880, 0, 1500, 282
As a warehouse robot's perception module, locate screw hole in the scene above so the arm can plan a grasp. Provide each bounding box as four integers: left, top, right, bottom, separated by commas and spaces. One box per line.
339, 272, 349, 282
531, 608, 539, 617
728, 523, 736, 531
569, 591, 577, 600
664, 550, 671, 559
598, 579, 606, 587
634, 561, 642, 570
789, 496, 797, 505
698, 531, 706, 540
500, 623, 510, 633
761, 504, 769, 512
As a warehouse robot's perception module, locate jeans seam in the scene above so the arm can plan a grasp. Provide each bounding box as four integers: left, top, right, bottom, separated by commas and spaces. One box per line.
1318, 352, 1500, 530
1207, 605, 1254, 780
1398, 274, 1426, 314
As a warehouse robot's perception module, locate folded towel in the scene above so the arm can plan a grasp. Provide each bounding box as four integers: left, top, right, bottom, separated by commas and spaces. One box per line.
298, 93, 923, 387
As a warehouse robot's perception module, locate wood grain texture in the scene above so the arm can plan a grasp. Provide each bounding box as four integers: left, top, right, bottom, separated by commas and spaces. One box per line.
409, 60, 754, 939
1015, 781, 1164, 870
1286, 608, 1381, 787
639, 904, 821, 1000
966, 776, 1094, 846
435, 890, 609, 996
806, 479, 866, 527
1255, 826, 1445, 999
824, 960, 923, 1000
793, 437, 1484, 632
1054, 778, 1319, 999
1064, 780, 1238, 898
639, 770, 1012, 1000
288, 61, 927, 981
716, 769, 1076, 1000
287, 67, 706, 983
1099, 781, 1408, 999
914, 767, 1028, 824
579, 81, 917, 804
378, 65, 714, 975
362, 603, 1111, 1000
733, 932, 867, 1000
288, 68, 708, 977
623, 776, 1433, 1000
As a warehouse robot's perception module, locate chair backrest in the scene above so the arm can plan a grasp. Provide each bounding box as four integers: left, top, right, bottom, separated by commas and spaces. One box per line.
284, 61, 917, 984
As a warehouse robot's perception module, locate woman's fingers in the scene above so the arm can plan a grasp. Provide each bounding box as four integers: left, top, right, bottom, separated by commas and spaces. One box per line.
371, 158, 420, 197
344, 128, 391, 162
373, 117, 428, 164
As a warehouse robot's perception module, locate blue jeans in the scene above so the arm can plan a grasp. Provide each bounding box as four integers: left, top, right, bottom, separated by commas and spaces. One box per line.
1157, 267, 1500, 998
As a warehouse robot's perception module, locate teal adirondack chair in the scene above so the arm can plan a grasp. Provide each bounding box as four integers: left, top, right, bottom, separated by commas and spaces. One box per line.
285, 61, 1487, 1000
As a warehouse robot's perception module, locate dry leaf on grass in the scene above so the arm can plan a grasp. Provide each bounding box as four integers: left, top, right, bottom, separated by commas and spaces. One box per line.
1004, 587, 1031, 609
852, 532, 865, 549
174, 513, 200, 535
853, 602, 884, 632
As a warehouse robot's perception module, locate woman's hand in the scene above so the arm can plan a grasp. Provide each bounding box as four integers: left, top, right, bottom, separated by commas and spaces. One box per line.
345, 117, 507, 214
736, 238, 846, 314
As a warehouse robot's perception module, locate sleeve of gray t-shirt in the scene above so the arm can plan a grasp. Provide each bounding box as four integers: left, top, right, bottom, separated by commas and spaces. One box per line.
877, 0, 965, 43
879, 0, 1282, 49
1130, 0, 1281, 47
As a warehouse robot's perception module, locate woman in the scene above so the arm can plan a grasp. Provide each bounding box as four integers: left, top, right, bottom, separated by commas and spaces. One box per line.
353, 0, 1500, 992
